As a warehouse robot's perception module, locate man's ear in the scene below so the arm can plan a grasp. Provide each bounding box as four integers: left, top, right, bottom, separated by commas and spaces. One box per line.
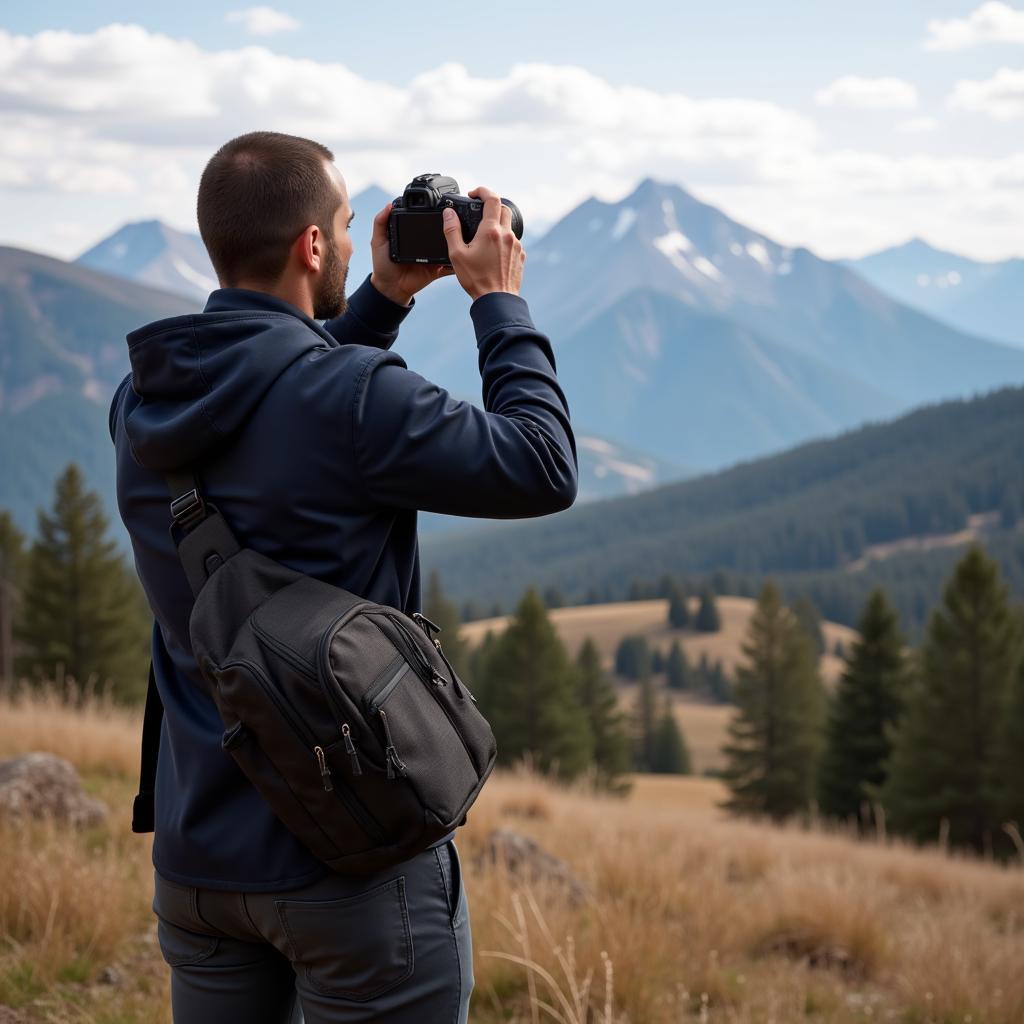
294, 224, 321, 273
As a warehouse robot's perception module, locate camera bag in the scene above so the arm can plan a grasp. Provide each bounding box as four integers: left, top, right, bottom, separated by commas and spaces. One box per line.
131, 470, 497, 874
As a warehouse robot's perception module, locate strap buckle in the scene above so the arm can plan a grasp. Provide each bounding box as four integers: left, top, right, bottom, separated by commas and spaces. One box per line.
169, 488, 206, 531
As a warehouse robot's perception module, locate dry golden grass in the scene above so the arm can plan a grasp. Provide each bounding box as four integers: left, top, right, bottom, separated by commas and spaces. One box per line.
3, 691, 1024, 1023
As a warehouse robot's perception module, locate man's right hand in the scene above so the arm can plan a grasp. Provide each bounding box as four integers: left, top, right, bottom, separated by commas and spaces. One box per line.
442, 186, 525, 301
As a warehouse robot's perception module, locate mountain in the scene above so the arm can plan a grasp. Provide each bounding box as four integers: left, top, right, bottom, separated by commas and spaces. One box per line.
553, 288, 902, 468
75, 186, 399, 303
76, 220, 216, 302
0, 246, 195, 537
390, 177, 1024, 471
421, 384, 1024, 618
846, 238, 1024, 349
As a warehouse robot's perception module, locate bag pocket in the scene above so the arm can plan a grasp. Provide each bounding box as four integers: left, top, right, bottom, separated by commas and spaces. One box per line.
275, 876, 414, 1001
363, 659, 479, 825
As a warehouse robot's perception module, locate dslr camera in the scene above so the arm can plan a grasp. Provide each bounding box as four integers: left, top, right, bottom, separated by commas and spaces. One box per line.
388, 173, 524, 265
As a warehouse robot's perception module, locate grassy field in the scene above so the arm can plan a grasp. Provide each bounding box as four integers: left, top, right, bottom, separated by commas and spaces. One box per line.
461, 597, 858, 775
2, 687, 1024, 1023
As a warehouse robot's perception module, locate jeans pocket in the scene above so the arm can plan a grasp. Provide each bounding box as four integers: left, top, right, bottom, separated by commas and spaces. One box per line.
447, 840, 467, 926
275, 875, 414, 1002
152, 873, 219, 967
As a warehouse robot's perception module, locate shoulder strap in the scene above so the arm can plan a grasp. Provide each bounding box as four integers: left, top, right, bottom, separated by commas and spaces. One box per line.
131, 468, 241, 834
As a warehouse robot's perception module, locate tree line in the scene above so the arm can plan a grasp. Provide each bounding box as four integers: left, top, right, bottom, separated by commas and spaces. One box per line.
720, 544, 1024, 859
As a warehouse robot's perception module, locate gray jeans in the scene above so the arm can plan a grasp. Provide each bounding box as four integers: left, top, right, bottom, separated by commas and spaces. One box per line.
152, 839, 473, 1023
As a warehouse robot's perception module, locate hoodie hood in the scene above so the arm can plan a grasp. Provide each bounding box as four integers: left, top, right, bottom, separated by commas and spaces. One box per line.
123, 288, 337, 471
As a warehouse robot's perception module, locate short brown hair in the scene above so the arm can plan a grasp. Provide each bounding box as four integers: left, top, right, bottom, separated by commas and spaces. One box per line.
197, 131, 339, 286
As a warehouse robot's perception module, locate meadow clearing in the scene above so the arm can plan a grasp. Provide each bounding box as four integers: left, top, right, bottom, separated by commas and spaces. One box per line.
1, 686, 1023, 1023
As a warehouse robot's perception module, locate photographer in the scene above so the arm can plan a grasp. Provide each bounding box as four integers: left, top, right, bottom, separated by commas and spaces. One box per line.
109, 130, 578, 1024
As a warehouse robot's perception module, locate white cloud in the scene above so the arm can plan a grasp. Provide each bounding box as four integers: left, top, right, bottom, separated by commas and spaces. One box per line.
814, 75, 919, 110
949, 67, 1024, 119
924, 2, 1024, 51
0, 23, 1021, 260
224, 6, 300, 36
898, 115, 939, 133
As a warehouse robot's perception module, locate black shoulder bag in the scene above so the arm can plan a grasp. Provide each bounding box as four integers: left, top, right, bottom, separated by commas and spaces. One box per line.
132, 471, 497, 875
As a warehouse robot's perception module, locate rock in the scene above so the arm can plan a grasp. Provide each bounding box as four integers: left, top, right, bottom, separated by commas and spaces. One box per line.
474, 828, 591, 906
98, 965, 123, 986
0, 752, 107, 828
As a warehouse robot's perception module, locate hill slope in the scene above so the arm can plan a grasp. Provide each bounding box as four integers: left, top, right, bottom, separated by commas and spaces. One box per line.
421, 385, 1024, 612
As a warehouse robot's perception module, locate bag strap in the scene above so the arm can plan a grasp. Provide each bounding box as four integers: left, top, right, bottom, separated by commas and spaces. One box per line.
131, 468, 240, 834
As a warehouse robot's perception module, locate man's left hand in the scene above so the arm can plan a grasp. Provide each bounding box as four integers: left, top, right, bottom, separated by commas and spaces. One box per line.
369, 201, 456, 306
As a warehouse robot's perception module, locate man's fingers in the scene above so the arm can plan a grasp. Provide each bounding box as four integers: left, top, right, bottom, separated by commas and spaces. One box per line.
469, 186, 502, 226
499, 203, 512, 230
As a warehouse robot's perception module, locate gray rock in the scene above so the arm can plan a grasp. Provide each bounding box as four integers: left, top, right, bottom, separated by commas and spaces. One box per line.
0, 752, 107, 828
474, 828, 591, 906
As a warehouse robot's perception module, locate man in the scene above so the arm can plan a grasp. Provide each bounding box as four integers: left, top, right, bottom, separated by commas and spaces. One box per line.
109, 130, 578, 1023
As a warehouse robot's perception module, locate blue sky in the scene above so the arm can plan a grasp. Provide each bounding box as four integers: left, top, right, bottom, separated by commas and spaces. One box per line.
2, 2, 1022, 260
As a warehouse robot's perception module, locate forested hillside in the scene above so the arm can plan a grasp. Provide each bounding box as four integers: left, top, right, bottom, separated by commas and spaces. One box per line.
422, 385, 1024, 631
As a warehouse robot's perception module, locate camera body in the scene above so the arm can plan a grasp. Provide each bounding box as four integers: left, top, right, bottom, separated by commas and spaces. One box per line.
387, 173, 523, 265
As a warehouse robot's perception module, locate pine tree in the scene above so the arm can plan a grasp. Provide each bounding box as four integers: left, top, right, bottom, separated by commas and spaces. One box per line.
720, 581, 825, 820
542, 585, 566, 609
0, 510, 27, 689
881, 546, 1020, 853
993, 649, 1024, 835
818, 588, 909, 823
614, 634, 651, 680
695, 588, 721, 633
651, 696, 692, 774
478, 587, 593, 780
792, 594, 826, 658
575, 637, 633, 793
631, 671, 658, 771
667, 583, 690, 629
15, 464, 150, 700
423, 569, 469, 679
650, 646, 665, 674
665, 639, 689, 691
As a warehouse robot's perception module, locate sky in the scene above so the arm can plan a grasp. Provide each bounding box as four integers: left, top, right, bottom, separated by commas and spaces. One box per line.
1, 1, 1023, 262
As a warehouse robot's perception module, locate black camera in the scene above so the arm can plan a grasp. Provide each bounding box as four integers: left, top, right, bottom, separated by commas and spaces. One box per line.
387, 173, 524, 265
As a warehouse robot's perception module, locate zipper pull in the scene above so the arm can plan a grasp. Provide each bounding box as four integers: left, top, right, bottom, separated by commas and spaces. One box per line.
412, 611, 441, 638
341, 723, 362, 776
314, 746, 333, 791
433, 638, 465, 699
378, 708, 408, 779
430, 668, 447, 688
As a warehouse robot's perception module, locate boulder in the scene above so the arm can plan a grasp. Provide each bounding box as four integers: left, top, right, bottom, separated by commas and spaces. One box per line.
0, 752, 107, 828
474, 827, 591, 906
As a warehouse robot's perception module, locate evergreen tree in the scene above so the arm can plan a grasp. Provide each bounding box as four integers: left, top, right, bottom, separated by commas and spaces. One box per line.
423, 569, 469, 679
706, 659, 731, 703
478, 587, 593, 780
993, 651, 1024, 833
818, 588, 909, 823
489, 600, 504, 618
792, 594, 826, 657
16, 464, 150, 700
720, 581, 825, 820
614, 634, 651, 680
665, 639, 690, 691
651, 696, 692, 774
631, 671, 658, 771
881, 546, 1021, 853
695, 588, 721, 632
667, 583, 690, 629
575, 637, 633, 793
0, 511, 27, 689
542, 584, 566, 609
650, 646, 665, 674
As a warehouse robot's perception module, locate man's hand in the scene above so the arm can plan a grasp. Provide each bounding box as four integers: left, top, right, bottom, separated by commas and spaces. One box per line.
442, 186, 525, 302
369, 201, 455, 306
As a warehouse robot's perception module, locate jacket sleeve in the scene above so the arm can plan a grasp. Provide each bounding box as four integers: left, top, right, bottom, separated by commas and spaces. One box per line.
351, 291, 578, 518
321, 273, 415, 350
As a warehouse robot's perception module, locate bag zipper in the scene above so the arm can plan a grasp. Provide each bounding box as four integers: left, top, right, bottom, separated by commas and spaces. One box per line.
222, 658, 386, 843
365, 661, 411, 712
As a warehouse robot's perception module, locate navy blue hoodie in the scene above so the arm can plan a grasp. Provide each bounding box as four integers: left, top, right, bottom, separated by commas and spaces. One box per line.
110, 271, 578, 891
